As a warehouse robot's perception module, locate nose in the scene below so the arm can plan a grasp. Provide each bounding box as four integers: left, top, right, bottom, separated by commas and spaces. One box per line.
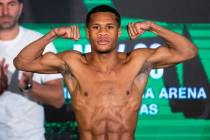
98, 27, 108, 35
2, 6, 9, 16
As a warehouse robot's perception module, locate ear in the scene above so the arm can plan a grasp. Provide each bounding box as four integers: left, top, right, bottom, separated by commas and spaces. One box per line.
117, 27, 121, 38
18, 3, 23, 17
86, 28, 90, 39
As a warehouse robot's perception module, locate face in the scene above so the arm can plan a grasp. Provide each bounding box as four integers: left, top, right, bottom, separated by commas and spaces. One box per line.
0, 0, 23, 30
86, 12, 121, 54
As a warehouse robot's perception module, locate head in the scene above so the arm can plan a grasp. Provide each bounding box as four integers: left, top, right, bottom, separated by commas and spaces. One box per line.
86, 5, 121, 54
0, 0, 23, 30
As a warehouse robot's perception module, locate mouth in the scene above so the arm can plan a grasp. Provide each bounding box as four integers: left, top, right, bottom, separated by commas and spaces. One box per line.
0, 17, 13, 22
96, 38, 111, 45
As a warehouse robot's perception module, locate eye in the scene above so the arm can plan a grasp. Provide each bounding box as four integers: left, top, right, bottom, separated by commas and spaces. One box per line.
9, 2, 17, 7
92, 26, 99, 30
107, 25, 114, 29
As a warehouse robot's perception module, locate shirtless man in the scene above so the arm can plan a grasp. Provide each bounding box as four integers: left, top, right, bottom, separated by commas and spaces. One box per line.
14, 5, 197, 140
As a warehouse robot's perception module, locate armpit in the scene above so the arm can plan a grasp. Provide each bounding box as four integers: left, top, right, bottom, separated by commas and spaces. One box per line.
62, 66, 78, 93
61, 65, 75, 82
138, 61, 153, 75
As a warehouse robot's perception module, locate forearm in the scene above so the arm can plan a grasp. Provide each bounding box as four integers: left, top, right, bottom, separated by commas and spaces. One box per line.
150, 22, 197, 57
14, 30, 57, 68
29, 80, 64, 108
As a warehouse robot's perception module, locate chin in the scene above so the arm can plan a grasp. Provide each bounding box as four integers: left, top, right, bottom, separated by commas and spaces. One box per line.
96, 48, 114, 54
0, 23, 15, 30
93, 42, 115, 53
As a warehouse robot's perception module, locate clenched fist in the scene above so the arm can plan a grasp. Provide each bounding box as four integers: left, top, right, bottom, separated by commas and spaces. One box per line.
127, 21, 153, 40
52, 26, 80, 41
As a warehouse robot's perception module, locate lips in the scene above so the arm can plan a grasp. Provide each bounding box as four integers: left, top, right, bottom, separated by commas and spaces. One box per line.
0, 16, 13, 22
0, 16, 12, 20
96, 38, 111, 45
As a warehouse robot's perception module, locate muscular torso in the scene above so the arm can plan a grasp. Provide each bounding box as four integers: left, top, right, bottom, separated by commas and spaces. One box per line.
62, 52, 152, 140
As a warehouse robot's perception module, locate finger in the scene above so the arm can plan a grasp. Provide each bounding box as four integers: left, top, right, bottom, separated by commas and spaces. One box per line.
69, 26, 74, 39
128, 23, 135, 37
0, 59, 8, 75
131, 23, 139, 35
1, 58, 6, 66
130, 23, 138, 38
74, 26, 78, 40
0, 66, 3, 77
75, 26, 80, 40
71, 26, 75, 40
71, 26, 76, 39
0, 60, 3, 67
65, 27, 71, 38
73, 26, 78, 40
2, 59, 8, 69
127, 25, 132, 39
134, 23, 141, 35
128, 23, 136, 39
3, 64, 8, 75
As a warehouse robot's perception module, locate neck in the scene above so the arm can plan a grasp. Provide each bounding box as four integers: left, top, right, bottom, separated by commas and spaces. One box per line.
90, 50, 119, 73
0, 24, 19, 40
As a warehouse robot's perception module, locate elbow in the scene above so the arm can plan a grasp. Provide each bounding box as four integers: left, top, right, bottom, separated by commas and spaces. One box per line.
188, 44, 198, 59
14, 56, 33, 72
13, 57, 20, 69
13, 56, 25, 70
183, 44, 198, 60
192, 45, 198, 58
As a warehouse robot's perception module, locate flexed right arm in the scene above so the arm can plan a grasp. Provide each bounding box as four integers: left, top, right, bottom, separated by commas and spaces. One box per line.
14, 26, 80, 74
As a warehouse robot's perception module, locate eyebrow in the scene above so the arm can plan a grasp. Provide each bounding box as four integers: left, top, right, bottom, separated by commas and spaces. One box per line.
8, 1, 17, 4
0, 1, 16, 5
90, 23, 116, 26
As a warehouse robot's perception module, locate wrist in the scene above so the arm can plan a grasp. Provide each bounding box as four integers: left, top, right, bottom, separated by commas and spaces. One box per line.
51, 28, 58, 37
148, 21, 155, 30
20, 82, 33, 94
149, 22, 161, 34
46, 29, 57, 42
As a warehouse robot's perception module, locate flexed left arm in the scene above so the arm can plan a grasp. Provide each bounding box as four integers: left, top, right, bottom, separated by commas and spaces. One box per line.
128, 21, 198, 69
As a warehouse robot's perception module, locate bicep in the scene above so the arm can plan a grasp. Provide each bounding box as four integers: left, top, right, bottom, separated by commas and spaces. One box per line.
25, 52, 66, 74
147, 46, 185, 69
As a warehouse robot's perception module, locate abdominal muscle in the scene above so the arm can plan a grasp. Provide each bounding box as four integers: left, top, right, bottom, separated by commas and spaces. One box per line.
72, 91, 141, 140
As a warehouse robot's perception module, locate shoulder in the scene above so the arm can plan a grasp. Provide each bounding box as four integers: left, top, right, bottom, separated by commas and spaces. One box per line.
129, 48, 155, 58
123, 48, 155, 64
57, 50, 83, 61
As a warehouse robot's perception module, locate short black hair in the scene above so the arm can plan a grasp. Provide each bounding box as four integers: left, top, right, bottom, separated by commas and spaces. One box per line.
86, 5, 121, 27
